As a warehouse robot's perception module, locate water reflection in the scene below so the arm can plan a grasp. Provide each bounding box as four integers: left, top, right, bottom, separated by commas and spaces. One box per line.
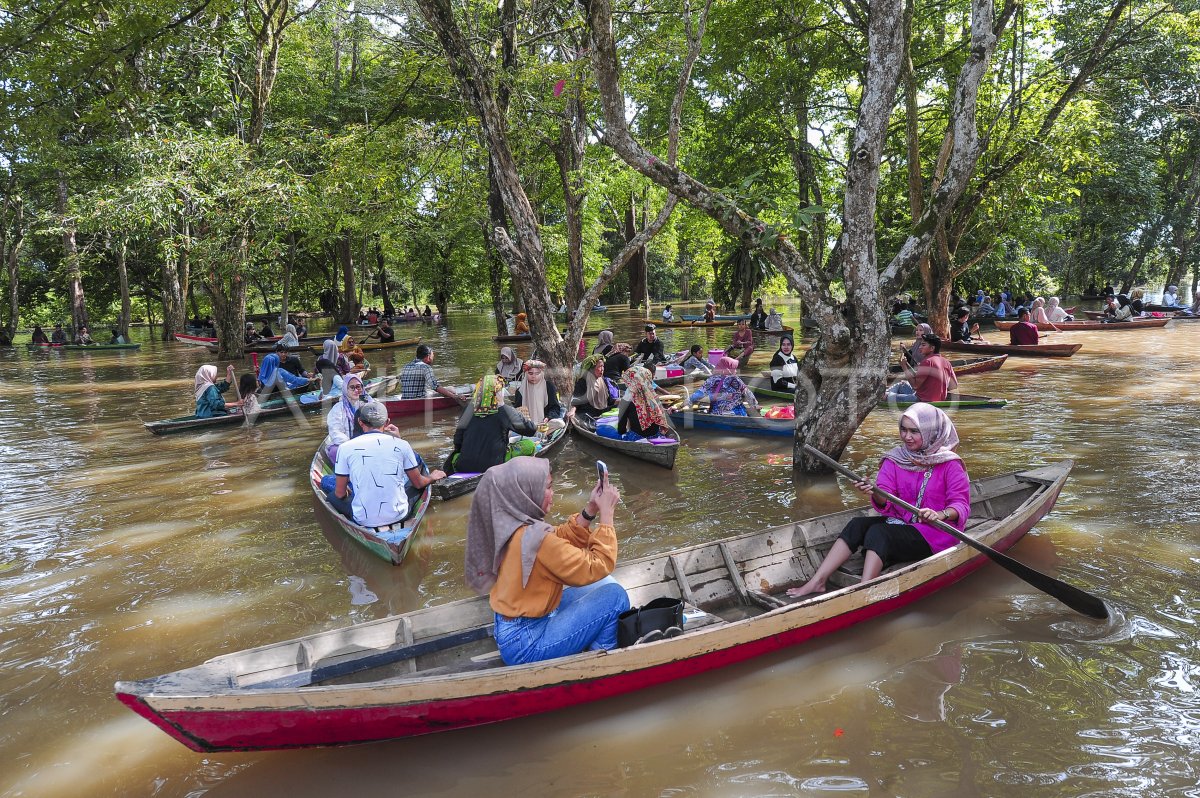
2, 307, 1200, 796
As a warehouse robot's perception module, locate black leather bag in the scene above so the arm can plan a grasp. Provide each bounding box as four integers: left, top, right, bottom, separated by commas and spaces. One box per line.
617, 597, 684, 647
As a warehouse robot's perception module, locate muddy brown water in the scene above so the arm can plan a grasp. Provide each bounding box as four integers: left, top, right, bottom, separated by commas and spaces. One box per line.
2, 303, 1198, 796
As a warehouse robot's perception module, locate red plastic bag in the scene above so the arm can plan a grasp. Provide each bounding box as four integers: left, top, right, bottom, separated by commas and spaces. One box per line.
764, 405, 795, 420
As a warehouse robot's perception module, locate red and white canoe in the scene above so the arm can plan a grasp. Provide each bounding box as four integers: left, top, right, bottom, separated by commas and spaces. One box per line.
115, 460, 1073, 751
993, 318, 1169, 332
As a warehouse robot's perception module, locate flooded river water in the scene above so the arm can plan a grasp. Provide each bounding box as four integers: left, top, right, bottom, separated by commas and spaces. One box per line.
2, 301, 1199, 797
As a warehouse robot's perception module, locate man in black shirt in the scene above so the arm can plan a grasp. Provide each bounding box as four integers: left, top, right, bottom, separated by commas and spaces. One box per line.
633, 324, 667, 366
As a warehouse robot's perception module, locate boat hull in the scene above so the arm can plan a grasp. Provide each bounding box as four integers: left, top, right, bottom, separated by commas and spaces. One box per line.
666, 409, 794, 436
568, 414, 679, 469
115, 463, 1072, 751
382, 393, 464, 417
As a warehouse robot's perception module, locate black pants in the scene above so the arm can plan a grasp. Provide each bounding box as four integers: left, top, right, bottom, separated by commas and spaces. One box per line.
839, 516, 932, 568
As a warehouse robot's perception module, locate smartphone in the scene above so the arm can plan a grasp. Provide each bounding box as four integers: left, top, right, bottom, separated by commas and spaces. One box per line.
596, 460, 608, 485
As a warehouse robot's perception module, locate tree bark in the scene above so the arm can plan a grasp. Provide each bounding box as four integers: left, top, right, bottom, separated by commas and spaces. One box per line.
375, 235, 394, 317
2, 183, 24, 337
624, 197, 647, 310
337, 233, 356, 322
115, 238, 131, 339
161, 249, 186, 341
56, 172, 88, 337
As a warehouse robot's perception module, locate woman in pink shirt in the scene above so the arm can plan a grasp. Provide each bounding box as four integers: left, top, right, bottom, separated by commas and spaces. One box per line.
787, 403, 971, 597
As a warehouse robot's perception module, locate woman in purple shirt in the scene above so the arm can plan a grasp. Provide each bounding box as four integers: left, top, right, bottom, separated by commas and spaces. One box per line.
787, 403, 970, 597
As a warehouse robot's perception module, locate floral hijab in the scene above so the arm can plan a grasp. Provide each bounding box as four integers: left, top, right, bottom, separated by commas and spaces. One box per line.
472, 373, 505, 416
883, 403, 962, 471
621, 365, 668, 431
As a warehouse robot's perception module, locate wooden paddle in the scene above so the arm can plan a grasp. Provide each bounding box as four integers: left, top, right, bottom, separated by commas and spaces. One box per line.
802, 444, 1110, 620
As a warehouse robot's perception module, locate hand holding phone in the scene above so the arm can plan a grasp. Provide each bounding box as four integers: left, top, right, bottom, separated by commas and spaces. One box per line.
596, 459, 608, 486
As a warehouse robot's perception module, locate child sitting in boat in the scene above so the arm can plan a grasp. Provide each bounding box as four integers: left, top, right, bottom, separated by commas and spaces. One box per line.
464, 457, 628, 665
787, 403, 970, 597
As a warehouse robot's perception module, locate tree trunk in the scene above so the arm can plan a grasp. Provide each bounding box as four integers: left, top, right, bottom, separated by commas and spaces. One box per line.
280, 232, 294, 329
56, 173, 88, 337
337, 233, 356, 322
3, 190, 23, 337
486, 162, 510, 336
679, 243, 690, 301
624, 198, 647, 309
203, 233, 249, 359
115, 238, 131, 339
161, 249, 186, 342
375, 236, 394, 317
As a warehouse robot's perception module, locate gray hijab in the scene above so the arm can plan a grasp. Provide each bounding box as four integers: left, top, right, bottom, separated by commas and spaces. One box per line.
464, 457, 555, 593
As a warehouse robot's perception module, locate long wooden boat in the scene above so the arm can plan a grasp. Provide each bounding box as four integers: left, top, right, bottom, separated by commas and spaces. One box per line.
306, 336, 420, 353
308, 444, 433, 565
940, 340, 1082, 358
114, 460, 1073, 751
747, 354, 1009, 402
993, 318, 1169, 332
758, 325, 794, 336
666, 407, 794, 437
681, 313, 750, 321
382, 387, 470, 418
26, 342, 142, 351
142, 376, 394, 435
432, 425, 568, 500
493, 330, 604, 343
657, 320, 735, 328
240, 338, 330, 354
884, 392, 1008, 410
567, 413, 680, 469
177, 333, 282, 347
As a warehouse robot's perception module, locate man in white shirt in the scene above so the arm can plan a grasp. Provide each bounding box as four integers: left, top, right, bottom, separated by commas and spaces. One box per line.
331, 402, 444, 527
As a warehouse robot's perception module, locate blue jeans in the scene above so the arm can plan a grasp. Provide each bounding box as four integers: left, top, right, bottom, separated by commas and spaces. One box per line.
493, 576, 630, 665
886, 381, 916, 399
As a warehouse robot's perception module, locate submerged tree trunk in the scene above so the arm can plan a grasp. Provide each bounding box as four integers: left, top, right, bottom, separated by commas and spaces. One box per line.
624, 197, 647, 310
56, 173, 88, 337
279, 232, 294, 328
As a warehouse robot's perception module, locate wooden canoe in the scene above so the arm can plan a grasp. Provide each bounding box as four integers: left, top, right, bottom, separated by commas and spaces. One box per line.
308, 444, 433, 565
666, 408, 794, 437
26, 342, 142, 351
993, 318, 1169, 332
307, 337, 420, 353
681, 313, 750, 321
142, 376, 394, 435
758, 325, 794, 336
114, 461, 1073, 751
493, 331, 604, 342
884, 392, 1009, 410
567, 413, 680, 469
654, 320, 735, 328
940, 340, 1082, 358
176, 333, 282, 347
432, 424, 568, 500
381, 388, 469, 418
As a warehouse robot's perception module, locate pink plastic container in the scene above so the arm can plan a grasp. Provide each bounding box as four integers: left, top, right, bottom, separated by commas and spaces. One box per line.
708, 349, 725, 366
